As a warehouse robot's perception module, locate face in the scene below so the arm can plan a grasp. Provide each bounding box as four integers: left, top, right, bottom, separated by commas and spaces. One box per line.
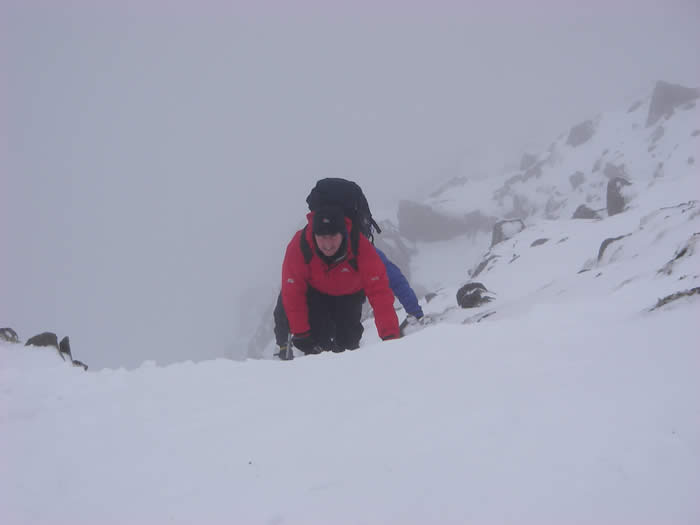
314, 233, 343, 257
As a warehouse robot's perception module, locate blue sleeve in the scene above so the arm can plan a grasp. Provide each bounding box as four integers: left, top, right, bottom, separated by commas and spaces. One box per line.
375, 248, 424, 318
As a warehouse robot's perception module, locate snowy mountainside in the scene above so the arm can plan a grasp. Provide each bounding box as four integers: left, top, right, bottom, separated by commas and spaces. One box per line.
3, 82, 700, 523
419, 81, 699, 222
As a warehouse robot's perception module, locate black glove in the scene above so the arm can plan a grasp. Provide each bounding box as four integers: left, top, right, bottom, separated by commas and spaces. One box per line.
292, 332, 321, 354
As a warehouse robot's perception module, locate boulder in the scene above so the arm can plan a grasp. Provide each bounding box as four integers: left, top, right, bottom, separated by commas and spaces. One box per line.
456, 282, 493, 309
0, 327, 19, 343
572, 204, 601, 219
606, 177, 632, 216
59, 336, 72, 360
566, 120, 596, 147
25, 332, 59, 350
646, 81, 700, 127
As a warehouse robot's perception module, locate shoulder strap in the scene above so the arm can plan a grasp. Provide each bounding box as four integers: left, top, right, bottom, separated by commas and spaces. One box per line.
300, 225, 313, 264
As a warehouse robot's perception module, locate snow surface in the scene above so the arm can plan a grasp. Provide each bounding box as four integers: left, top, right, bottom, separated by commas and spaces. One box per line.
3, 87, 700, 523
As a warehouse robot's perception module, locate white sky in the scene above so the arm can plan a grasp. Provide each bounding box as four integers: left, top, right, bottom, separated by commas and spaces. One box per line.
2, 0, 699, 368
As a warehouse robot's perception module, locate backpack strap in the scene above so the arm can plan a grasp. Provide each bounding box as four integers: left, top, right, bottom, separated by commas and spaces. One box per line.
300, 225, 313, 264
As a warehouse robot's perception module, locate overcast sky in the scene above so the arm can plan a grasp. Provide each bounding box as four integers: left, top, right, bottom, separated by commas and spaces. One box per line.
2, 0, 699, 368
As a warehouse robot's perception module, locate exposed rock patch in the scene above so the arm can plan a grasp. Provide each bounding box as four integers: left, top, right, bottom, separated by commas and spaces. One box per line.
572, 204, 601, 220
607, 177, 632, 216
456, 282, 493, 308
0, 327, 19, 343
646, 81, 700, 127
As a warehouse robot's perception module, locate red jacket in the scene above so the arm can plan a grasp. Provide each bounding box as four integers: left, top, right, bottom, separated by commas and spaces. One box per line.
282, 212, 400, 341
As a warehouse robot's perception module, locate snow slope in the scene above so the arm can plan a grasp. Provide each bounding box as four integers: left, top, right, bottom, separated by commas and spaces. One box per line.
3, 83, 700, 523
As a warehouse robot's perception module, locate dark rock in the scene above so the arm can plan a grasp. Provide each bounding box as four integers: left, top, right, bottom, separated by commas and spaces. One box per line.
572, 204, 601, 219
651, 287, 700, 311
519, 153, 537, 171
25, 332, 59, 350
398, 200, 495, 242
592, 158, 602, 173
566, 120, 596, 147
647, 81, 700, 127
72, 359, 88, 371
0, 327, 19, 343
597, 235, 630, 262
59, 336, 72, 360
491, 219, 525, 247
530, 238, 549, 247
569, 171, 585, 189
424, 292, 437, 303
456, 282, 493, 309
607, 177, 632, 216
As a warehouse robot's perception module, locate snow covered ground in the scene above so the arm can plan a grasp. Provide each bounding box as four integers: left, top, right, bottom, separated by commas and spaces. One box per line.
3, 220, 699, 523
2, 305, 699, 524
3, 83, 699, 523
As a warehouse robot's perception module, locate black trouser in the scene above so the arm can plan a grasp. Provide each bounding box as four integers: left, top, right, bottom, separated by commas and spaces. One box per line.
273, 288, 365, 352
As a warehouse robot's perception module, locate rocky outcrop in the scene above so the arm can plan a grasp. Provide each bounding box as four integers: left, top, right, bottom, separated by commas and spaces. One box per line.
566, 120, 596, 147
572, 204, 601, 219
651, 287, 700, 310
24, 331, 88, 370
607, 177, 632, 216
25, 332, 59, 350
398, 200, 495, 242
491, 219, 525, 247
597, 235, 631, 262
0, 327, 19, 343
456, 282, 493, 308
646, 81, 700, 127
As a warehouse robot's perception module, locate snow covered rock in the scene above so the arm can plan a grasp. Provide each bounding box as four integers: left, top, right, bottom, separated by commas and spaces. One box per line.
0, 327, 19, 343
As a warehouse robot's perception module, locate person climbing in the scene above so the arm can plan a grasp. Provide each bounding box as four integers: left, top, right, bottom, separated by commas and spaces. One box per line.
279, 204, 400, 357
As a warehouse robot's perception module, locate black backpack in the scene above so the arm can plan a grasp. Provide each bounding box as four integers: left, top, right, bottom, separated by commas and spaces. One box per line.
300, 178, 381, 267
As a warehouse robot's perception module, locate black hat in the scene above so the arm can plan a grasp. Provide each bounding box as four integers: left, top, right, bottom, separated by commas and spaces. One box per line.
312, 206, 346, 235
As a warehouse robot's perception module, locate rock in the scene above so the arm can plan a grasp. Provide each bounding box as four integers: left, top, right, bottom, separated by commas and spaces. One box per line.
72, 359, 88, 371
491, 219, 525, 247
606, 177, 632, 216
456, 282, 493, 309
397, 200, 495, 242
59, 336, 72, 360
597, 235, 630, 262
424, 292, 437, 303
651, 287, 700, 311
530, 238, 548, 247
569, 171, 585, 189
0, 327, 19, 343
25, 332, 59, 350
572, 204, 601, 219
566, 120, 596, 147
646, 81, 700, 127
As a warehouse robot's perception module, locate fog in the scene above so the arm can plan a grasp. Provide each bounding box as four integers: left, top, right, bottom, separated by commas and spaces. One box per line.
2, 1, 698, 368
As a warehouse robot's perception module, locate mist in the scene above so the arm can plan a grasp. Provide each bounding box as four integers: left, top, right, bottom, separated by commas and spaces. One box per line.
2, 0, 699, 369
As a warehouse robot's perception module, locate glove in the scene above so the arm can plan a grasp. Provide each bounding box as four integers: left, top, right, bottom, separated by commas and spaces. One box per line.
292, 332, 322, 354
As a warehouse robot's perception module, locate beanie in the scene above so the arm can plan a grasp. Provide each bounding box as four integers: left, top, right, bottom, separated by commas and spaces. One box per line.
312, 206, 346, 235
